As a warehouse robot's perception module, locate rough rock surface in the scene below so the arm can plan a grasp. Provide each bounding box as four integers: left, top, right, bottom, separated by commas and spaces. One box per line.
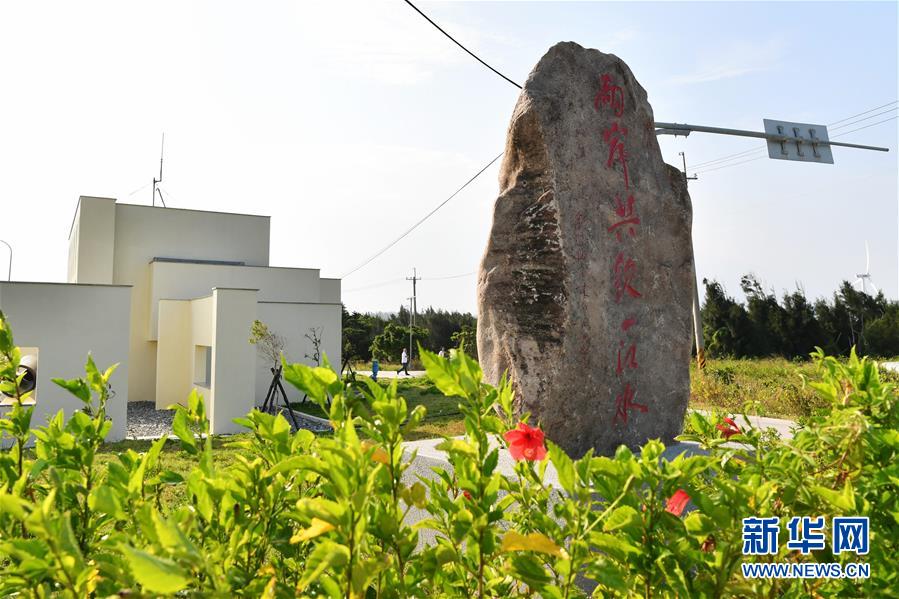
477, 42, 695, 457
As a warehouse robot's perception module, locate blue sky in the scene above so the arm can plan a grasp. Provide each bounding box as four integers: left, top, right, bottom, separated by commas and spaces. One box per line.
1, 1, 896, 314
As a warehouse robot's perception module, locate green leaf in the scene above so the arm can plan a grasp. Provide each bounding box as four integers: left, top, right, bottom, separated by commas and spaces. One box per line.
51, 377, 91, 403
296, 541, 349, 593
548, 442, 575, 493
603, 505, 640, 533
171, 409, 197, 453
420, 349, 468, 398
119, 545, 191, 594
811, 480, 856, 512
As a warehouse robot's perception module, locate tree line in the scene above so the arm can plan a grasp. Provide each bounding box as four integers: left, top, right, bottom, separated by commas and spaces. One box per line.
342, 305, 477, 363
342, 276, 899, 364
701, 275, 899, 359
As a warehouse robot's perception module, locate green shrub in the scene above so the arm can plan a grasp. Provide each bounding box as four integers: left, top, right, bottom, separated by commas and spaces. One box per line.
0, 309, 896, 597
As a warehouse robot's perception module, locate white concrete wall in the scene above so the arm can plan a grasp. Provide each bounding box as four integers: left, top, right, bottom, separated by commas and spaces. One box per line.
209, 288, 258, 434
147, 261, 321, 338
68, 196, 116, 284
254, 302, 342, 406
109, 203, 270, 403
154, 300, 193, 410
0, 282, 131, 442
320, 278, 341, 303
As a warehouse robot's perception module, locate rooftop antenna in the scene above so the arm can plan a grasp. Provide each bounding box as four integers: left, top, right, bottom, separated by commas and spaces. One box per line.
151, 133, 167, 207
853, 240, 879, 296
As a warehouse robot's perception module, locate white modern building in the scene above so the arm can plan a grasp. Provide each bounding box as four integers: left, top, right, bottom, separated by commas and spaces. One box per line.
0, 196, 341, 439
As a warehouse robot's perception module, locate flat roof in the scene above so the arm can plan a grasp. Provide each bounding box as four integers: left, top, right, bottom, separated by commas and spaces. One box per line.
149, 259, 320, 273
117, 201, 271, 220
151, 257, 246, 266
0, 281, 132, 288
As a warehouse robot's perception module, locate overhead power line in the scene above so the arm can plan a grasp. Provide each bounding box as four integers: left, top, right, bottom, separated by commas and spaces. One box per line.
343, 278, 407, 294
827, 100, 898, 126
403, 0, 522, 90
340, 152, 503, 279
343, 271, 477, 293
424, 271, 476, 281
831, 115, 898, 138
830, 107, 898, 132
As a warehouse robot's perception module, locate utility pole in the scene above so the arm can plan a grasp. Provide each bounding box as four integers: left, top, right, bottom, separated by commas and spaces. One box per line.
679, 152, 704, 371
406, 268, 420, 357
407, 296, 414, 366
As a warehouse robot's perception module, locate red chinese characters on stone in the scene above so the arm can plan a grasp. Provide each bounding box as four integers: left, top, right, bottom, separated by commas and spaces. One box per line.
607, 194, 640, 241
594, 74, 624, 117
612, 252, 641, 302
616, 340, 638, 375
602, 123, 630, 189
614, 382, 648, 425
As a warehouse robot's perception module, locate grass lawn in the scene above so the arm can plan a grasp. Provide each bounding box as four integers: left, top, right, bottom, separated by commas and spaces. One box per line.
689, 357, 825, 420
292, 377, 466, 441
92, 435, 256, 507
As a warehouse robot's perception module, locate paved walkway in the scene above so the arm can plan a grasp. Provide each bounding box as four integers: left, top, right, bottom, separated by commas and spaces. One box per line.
882, 361, 899, 374
355, 370, 426, 380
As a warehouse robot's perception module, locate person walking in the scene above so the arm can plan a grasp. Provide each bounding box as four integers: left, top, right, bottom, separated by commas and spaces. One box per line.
438, 347, 446, 359
398, 348, 410, 376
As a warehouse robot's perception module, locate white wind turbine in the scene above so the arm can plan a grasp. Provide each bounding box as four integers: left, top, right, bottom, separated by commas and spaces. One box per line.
853, 241, 879, 296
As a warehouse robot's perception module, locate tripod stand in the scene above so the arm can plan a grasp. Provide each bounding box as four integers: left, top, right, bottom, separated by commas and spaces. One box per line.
341, 355, 357, 382
261, 365, 300, 429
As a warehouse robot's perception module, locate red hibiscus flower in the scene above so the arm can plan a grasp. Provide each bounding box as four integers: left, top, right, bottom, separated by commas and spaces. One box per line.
504, 422, 548, 461
665, 489, 690, 516
716, 417, 742, 439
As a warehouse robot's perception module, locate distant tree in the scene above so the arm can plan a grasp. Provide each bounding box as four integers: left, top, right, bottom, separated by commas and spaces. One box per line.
249, 320, 285, 367
450, 324, 478, 358
740, 274, 788, 357
864, 304, 899, 357
701, 279, 752, 358
369, 323, 429, 362
815, 282, 887, 356
780, 288, 824, 359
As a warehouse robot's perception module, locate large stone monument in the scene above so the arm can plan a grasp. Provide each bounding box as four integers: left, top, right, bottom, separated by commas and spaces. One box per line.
477, 42, 695, 457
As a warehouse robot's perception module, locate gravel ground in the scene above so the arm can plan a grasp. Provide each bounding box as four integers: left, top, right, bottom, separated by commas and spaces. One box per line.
126, 401, 331, 439
127, 402, 174, 439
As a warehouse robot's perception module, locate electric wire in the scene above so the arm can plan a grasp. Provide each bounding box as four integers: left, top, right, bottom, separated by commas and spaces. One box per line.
340, 152, 503, 279
831, 115, 898, 138
829, 107, 898, 132
343, 278, 407, 294
827, 100, 898, 126
403, 0, 892, 176
403, 0, 522, 90
344, 271, 477, 294
423, 271, 476, 281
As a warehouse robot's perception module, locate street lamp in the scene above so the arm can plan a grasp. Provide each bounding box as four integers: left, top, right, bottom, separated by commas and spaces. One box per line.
0, 239, 11, 281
